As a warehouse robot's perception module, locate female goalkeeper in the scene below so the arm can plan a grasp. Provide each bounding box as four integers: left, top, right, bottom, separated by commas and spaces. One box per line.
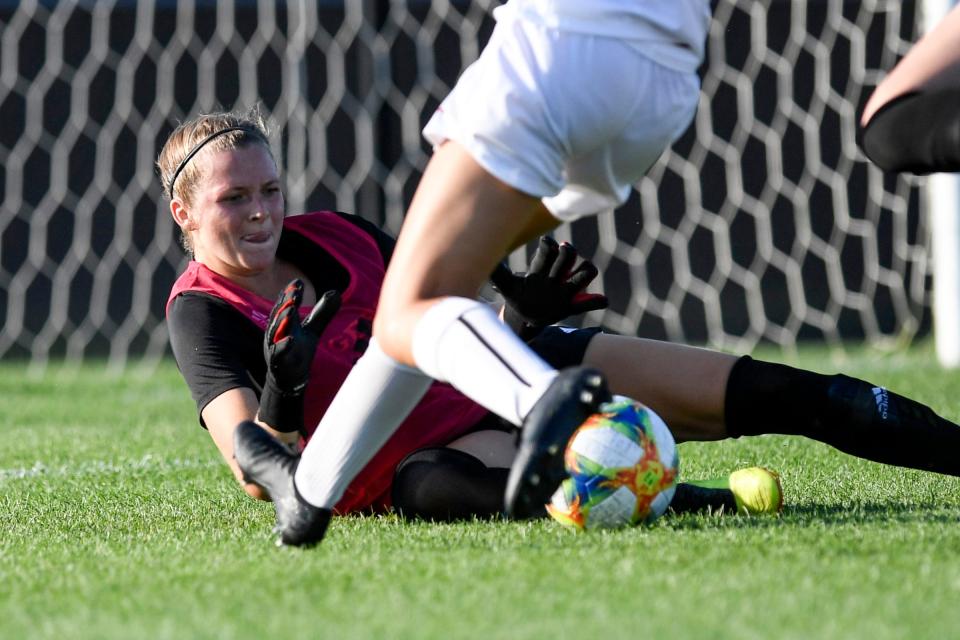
161, 110, 960, 540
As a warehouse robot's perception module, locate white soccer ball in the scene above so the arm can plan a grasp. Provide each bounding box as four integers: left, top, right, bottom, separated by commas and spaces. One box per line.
546, 396, 678, 530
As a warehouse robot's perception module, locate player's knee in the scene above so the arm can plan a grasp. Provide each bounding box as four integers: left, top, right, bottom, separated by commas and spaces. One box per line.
392, 448, 476, 520
242, 481, 271, 501
391, 447, 505, 521
374, 299, 442, 366
371, 312, 398, 349
371, 314, 412, 364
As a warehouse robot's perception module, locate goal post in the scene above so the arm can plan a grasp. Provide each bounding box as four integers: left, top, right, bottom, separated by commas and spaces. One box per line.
923, 0, 960, 368
931, 172, 960, 368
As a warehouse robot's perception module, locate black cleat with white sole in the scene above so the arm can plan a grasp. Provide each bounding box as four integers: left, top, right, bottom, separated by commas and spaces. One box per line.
233, 420, 331, 547
504, 367, 611, 519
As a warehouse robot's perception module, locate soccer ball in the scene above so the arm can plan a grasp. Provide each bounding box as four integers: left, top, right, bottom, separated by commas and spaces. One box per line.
546, 396, 678, 530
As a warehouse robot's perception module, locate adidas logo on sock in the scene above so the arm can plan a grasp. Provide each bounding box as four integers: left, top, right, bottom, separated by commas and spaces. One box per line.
872, 386, 890, 420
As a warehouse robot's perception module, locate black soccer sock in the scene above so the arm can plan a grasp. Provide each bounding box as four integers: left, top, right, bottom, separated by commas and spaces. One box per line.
392, 447, 761, 519
860, 88, 960, 174
725, 356, 960, 476
391, 447, 511, 522
724, 356, 831, 438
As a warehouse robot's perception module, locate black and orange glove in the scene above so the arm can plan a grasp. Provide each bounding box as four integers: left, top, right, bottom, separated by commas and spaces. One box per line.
490, 236, 608, 340
258, 279, 341, 433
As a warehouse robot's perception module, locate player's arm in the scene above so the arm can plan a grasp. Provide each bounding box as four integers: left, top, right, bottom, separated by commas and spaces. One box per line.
859, 4, 960, 173
203, 383, 320, 502
168, 293, 295, 500
489, 236, 608, 339
202, 387, 271, 499
211, 280, 340, 500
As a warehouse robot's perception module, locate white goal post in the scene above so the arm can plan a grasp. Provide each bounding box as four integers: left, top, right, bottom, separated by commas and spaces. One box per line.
0, 0, 948, 369
924, 0, 960, 368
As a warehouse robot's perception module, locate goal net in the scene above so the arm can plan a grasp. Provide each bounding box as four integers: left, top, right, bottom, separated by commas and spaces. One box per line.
0, 0, 931, 369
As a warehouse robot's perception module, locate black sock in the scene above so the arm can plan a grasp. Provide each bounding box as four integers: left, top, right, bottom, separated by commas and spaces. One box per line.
726, 356, 960, 476
391, 447, 511, 521
391, 447, 747, 520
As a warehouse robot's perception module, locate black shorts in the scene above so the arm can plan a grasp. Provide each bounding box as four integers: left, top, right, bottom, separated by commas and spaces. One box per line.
466, 325, 605, 433
528, 325, 604, 369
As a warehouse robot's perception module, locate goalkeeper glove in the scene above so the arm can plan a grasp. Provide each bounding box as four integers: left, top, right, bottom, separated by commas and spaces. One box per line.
490, 236, 608, 340
258, 279, 341, 433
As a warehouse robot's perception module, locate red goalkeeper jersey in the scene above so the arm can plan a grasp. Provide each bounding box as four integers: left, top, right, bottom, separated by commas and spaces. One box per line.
167, 211, 489, 513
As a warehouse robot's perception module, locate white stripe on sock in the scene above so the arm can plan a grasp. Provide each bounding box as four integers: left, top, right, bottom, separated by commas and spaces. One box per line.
411, 296, 557, 426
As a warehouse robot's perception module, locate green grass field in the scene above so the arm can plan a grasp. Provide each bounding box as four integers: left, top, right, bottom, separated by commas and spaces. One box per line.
3, 345, 960, 639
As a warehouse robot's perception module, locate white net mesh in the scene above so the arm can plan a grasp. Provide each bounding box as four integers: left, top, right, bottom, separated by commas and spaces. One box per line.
0, 0, 928, 369
565, 0, 930, 355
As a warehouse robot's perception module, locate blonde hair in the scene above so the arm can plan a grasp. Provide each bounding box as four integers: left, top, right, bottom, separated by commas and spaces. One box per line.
157, 107, 275, 253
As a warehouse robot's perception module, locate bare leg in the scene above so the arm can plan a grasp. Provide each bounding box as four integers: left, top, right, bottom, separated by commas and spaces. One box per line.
581, 335, 735, 442
862, 4, 960, 125
292, 141, 579, 518
373, 140, 613, 518
374, 141, 558, 363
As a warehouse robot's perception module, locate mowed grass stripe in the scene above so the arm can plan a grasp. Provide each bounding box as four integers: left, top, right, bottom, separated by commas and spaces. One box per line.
0, 456, 219, 482
2, 348, 960, 640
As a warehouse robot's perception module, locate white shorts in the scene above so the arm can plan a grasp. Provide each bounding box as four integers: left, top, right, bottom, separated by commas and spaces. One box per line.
422, 14, 701, 222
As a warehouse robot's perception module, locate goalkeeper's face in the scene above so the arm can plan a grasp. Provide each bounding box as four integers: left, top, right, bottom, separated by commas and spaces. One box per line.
183, 144, 284, 279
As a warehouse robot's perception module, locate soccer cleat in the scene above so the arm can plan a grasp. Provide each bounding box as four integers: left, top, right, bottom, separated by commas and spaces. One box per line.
504, 367, 611, 519
233, 420, 332, 547
688, 467, 784, 515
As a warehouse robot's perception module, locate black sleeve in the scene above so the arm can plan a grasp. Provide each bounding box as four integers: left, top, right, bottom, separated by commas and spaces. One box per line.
331, 211, 397, 266
167, 292, 267, 426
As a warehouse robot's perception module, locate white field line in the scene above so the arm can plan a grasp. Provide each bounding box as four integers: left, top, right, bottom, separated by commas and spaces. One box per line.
0, 455, 220, 483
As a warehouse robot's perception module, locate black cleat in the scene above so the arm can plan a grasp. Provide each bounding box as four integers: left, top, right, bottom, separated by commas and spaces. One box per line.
233, 420, 331, 547
504, 367, 611, 519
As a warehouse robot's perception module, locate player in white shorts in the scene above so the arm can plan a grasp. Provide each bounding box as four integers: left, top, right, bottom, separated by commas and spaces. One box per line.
235, 0, 714, 546
423, 1, 704, 222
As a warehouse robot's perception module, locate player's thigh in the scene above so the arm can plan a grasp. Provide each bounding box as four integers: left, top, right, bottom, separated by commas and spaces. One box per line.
581, 334, 735, 441
378, 142, 553, 305
445, 429, 517, 469
373, 143, 557, 358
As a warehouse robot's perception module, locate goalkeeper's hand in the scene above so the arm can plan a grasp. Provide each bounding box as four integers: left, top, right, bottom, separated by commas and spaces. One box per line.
489, 236, 608, 340
258, 279, 341, 433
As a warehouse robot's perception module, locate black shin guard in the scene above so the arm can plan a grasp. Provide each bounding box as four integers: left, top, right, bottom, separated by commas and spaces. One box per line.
726, 356, 960, 476
823, 374, 960, 474
391, 448, 510, 522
